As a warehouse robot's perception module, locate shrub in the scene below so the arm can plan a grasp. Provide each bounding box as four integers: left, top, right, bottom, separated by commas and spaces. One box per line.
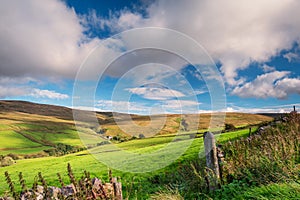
44, 143, 80, 156
139, 134, 145, 139
113, 135, 120, 141
6, 153, 19, 160
0, 156, 15, 167
224, 123, 236, 131
97, 141, 110, 146
131, 136, 137, 140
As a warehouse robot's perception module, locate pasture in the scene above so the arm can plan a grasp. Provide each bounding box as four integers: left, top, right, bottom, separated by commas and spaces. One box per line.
0, 127, 253, 198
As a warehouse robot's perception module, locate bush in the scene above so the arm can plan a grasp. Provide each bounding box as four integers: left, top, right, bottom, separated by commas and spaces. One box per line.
97, 141, 110, 146
0, 156, 15, 167
7, 153, 19, 160
139, 134, 145, 139
113, 136, 120, 141
224, 123, 236, 131
44, 143, 80, 156
131, 136, 137, 140
96, 127, 107, 134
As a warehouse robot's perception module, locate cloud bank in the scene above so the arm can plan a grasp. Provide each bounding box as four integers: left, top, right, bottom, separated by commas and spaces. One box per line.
232, 71, 300, 99
1, 0, 300, 102
99, 0, 300, 86
0, 0, 99, 79
0, 86, 69, 99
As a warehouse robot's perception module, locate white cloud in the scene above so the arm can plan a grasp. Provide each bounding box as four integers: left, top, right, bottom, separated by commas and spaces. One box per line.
95, 99, 201, 114
30, 89, 69, 99
0, 86, 68, 99
232, 71, 300, 99
0, 86, 30, 98
0, 0, 99, 79
162, 100, 200, 109
96, 100, 151, 114
102, 0, 300, 85
275, 77, 300, 98
0, 76, 68, 99
0, 77, 39, 85
105, 48, 188, 82
2, 0, 300, 105
226, 107, 235, 112
224, 103, 300, 113
84, 9, 144, 33
75, 102, 300, 114
111, 11, 144, 31
261, 64, 276, 73
283, 52, 300, 62
127, 86, 185, 100
192, 90, 207, 96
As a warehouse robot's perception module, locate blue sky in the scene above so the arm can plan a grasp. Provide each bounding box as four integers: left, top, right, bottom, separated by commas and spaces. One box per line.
0, 0, 300, 114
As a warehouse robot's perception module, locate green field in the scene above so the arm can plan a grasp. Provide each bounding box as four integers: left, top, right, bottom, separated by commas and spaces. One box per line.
0, 128, 253, 198
1, 101, 282, 198
0, 130, 42, 149
0, 112, 103, 156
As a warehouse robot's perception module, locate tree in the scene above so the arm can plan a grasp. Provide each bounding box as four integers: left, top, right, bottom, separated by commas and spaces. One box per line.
224, 123, 236, 131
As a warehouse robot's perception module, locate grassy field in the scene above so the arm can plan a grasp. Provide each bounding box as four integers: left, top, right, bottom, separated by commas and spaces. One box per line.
0, 101, 272, 156
0, 100, 277, 198
0, 103, 103, 155
0, 127, 253, 198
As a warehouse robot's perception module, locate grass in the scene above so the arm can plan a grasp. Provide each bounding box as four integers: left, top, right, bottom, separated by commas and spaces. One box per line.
0, 146, 50, 156
0, 128, 254, 198
0, 130, 42, 151
0, 104, 270, 157
0, 101, 272, 153
0, 111, 103, 155
150, 182, 300, 200
222, 121, 300, 185
213, 181, 300, 200
0, 100, 280, 198
141, 116, 300, 199
217, 127, 257, 142
240, 182, 300, 200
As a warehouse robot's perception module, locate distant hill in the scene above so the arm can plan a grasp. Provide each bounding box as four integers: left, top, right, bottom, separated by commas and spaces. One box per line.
0, 100, 273, 156
0, 100, 74, 119
257, 113, 287, 120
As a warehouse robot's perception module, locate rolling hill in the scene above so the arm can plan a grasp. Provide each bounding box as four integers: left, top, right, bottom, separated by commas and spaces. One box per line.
0, 100, 273, 156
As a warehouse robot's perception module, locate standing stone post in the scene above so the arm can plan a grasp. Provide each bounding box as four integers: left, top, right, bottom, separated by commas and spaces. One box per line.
203, 131, 220, 191
111, 177, 123, 200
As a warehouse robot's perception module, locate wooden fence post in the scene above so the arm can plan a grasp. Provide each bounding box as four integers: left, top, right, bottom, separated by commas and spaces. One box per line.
203, 131, 220, 191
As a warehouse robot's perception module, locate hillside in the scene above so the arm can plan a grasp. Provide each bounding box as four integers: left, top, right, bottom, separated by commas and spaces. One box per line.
2, 101, 296, 199
0, 100, 273, 156
0, 101, 103, 156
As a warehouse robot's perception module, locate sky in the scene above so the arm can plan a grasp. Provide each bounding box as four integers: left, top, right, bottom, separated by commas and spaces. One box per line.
0, 0, 300, 114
